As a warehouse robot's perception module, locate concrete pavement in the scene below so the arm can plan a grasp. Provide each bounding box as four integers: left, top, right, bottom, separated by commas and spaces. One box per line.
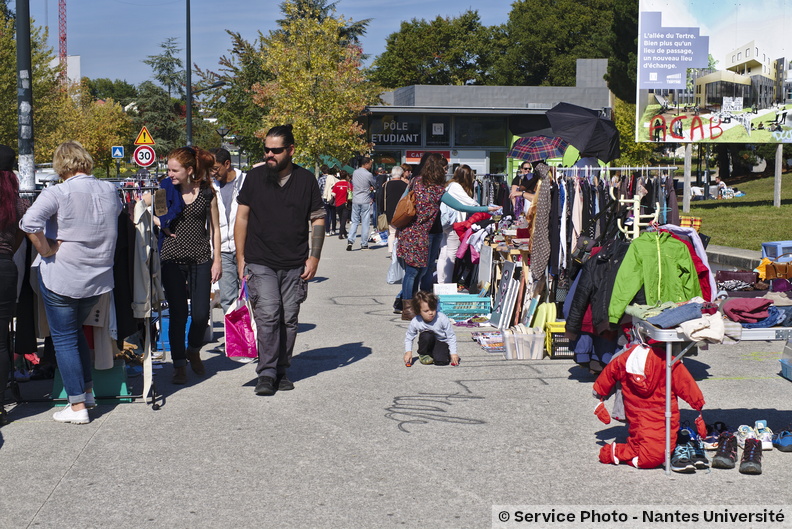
1, 234, 791, 529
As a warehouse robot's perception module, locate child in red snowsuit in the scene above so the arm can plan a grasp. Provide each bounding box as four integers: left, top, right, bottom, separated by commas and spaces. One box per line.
594, 343, 705, 469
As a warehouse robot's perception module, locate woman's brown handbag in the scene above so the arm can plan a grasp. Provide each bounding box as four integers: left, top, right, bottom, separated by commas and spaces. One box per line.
765, 254, 792, 279
391, 190, 417, 229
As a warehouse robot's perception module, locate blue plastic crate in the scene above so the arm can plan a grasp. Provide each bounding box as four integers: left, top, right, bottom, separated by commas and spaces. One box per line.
438, 294, 491, 317
762, 241, 792, 262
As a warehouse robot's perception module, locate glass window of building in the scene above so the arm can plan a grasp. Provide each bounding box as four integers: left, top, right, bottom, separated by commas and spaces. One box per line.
454, 117, 507, 147
489, 152, 506, 174
746, 48, 750, 57
426, 116, 451, 146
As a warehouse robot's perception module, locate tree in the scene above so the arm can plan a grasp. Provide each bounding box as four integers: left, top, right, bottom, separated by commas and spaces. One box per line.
143, 37, 185, 99
492, 0, 613, 86
604, 0, 637, 103
612, 97, 653, 166
370, 11, 500, 88
250, 1, 382, 170
0, 12, 72, 164
85, 77, 138, 107
276, 0, 370, 46
130, 81, 184, 157
196, 30, 272, 163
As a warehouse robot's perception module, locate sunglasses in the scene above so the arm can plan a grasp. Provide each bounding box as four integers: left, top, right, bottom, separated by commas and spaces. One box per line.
264, 146, 289, 154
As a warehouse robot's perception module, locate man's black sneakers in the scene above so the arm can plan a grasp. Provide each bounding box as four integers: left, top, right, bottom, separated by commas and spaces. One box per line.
712, 432, 738, 469
276, 374, 295, 391
255, 376, 276, 396
739, 438, 762, 475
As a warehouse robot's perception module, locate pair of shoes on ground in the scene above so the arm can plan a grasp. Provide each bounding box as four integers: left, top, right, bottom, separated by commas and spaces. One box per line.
735, 421, 773, 450
255, 374, 295, 396
711, 432, 763, 474
671, 428, 709, 473
53, 404, 90, 424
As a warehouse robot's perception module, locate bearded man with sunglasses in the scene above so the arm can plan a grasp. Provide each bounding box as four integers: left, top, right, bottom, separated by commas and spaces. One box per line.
235, 124, 326, 396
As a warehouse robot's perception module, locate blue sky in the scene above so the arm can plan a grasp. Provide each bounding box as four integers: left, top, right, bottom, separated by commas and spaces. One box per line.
21, 0, 516, 85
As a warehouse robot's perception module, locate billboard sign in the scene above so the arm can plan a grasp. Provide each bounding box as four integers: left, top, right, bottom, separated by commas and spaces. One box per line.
636, 0, 792, 143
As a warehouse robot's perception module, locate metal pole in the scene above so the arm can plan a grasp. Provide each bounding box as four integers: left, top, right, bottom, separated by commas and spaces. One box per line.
683, 144, 692, 213
775, 143, 783, 208
16, 0, 35, 194
185, 0, 192, 146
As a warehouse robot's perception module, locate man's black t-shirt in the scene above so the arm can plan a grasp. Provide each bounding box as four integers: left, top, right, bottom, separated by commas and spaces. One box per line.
237, 164, 323, 270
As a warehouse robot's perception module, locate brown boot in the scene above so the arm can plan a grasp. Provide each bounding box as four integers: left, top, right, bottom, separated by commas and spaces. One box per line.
172, 366, 187, 384
187, 347, 205, 375
401, 299, 415, 321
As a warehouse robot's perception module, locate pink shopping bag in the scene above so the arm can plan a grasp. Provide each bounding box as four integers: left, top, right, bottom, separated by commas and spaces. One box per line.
224, 279, 258, 363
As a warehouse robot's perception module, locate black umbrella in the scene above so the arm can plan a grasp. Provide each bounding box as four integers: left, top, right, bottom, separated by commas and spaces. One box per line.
546, 102, 621, 163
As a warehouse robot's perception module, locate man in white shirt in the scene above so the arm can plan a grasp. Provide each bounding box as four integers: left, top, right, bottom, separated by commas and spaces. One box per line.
210, 148, 246, 313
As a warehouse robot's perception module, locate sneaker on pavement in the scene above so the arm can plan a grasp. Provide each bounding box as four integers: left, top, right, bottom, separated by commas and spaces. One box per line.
754, 420, 774, 450
419, 354, 434, 365
53, 405, 89, 424
670, 444, 696, 473
739, 438, 762, 475
255, 376, 276, 396
772, 430, 792, 452
703, 421, 730, 450
360, 245, 370, 250
677, 429, 709, 469
735, 424, 757, 449
711, 432, 738, 469
346, 243, 352, 251
276, 374, 295, 391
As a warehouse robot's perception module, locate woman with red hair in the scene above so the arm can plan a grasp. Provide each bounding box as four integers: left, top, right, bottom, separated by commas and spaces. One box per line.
144, 146, 222, 384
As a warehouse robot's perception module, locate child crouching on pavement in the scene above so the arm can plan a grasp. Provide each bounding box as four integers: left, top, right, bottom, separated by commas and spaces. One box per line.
403, 291, 460, 367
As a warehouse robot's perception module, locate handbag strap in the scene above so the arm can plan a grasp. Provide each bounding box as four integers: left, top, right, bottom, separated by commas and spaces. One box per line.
238, 277, 248, 300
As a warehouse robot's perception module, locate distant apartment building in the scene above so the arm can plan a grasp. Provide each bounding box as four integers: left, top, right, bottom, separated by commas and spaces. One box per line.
694, 41, 787, 109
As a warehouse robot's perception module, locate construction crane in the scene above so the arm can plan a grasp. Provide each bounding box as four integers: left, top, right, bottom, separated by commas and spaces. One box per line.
59, 0, 67, 82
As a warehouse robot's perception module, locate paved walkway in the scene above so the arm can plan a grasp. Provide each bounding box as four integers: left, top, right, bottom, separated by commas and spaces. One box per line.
1, 235, 791, 528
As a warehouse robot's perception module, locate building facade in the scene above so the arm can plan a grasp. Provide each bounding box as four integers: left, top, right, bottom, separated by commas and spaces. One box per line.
364, 59, 613, 176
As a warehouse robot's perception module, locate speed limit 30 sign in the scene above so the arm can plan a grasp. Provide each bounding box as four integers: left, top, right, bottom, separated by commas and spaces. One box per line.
133, 145, 156, 167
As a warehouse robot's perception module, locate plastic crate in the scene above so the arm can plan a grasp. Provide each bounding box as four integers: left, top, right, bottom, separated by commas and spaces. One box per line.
438, 294, 491, 318
781, 358, 792, 382
762, 241, 792, 262
545, 321, 573, 359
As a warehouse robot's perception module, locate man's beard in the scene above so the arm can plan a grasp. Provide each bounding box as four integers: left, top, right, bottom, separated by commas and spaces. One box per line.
266, 156, 290, 174
262, 164, 282, 186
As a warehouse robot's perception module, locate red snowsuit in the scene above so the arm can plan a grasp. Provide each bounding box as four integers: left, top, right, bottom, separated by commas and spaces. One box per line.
593, 344, 705, 469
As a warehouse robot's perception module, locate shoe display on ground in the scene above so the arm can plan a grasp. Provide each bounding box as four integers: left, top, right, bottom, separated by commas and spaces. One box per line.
739, 438, 762, 475
735, 424, 757, 449
703, 421, 730, 450
255, 376, 276, 396
754, 420, 774, 450
670, 444, 696, 473
711, 432, 739, 469
772, 430, 792, 452
276, 374, 294, 391
52, 405, 89, 424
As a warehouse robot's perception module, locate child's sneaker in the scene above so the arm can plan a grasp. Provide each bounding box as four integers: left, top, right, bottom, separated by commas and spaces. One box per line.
418, 354, 434, 365
772, 430, 792, 452
711, 432, 738, 469
739, 438, 762, 475
754, 421, 774, 451
735, 424, 757, 449
670, 444, 695, 473
703, 421, 730, 450
677, 428, 708, 469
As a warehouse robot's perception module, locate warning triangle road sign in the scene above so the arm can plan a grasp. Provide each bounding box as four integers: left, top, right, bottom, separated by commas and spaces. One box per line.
134, 126, 155, 145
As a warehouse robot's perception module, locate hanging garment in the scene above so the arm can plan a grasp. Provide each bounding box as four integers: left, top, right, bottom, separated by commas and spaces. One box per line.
530, 164, 553, 283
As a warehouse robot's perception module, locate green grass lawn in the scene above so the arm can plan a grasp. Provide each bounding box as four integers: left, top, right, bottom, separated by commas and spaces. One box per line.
689, 174, 792, 250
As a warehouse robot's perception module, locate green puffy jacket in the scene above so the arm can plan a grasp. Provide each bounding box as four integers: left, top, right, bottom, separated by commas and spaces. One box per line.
608, 231, 702, 324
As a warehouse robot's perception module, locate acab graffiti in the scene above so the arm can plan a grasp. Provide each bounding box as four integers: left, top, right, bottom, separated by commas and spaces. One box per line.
649, 114, 724, 142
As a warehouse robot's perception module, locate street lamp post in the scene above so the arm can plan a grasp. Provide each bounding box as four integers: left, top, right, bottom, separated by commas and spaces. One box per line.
216, 125, 229, 148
